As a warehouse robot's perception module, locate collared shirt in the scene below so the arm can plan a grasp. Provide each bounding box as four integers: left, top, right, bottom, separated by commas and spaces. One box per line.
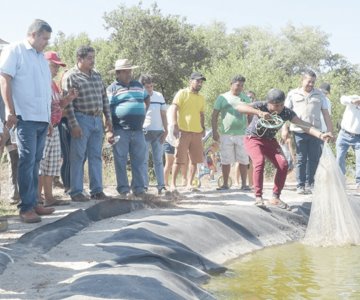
214, 91, 251, 135
107, 79, 149, 131
62, 65, 110, 128
339, 95, 360, 134
285, 87, 329, 132
173, 88, 205, 133
143, 90, 166, 131
0, 40, 51, 122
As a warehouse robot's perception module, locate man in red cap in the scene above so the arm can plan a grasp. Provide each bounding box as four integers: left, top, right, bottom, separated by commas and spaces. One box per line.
38, 51, 77, 206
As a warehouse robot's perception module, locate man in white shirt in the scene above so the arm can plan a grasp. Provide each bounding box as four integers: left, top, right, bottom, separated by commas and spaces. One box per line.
336, 95, 360, 191
140, 75, 168, 194
0, 19, 55, 223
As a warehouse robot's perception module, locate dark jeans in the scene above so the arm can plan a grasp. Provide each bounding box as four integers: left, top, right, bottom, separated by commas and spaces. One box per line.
294, 132, 323, 188
58, 117, 71, 190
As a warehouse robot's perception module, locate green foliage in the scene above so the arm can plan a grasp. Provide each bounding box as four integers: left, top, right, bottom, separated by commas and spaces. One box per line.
103, 2, 210, 101
49, 2, 360, 140
52, 32, 92, 67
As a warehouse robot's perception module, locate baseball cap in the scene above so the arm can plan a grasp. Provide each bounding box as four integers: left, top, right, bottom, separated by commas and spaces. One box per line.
190, 72, 206, 81
44, 51, 66, 67
319, 82, 331, 94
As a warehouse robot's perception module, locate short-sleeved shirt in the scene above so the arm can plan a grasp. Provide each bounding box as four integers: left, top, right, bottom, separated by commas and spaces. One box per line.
63, 66, 110, 128
285, 87, 328, 132
246, 101, 297, 139
214, 91, 251, 135
107, 80, 149, 131
0, 40, 51, 122
173, 88, 205, 133
143, 91, 166, 131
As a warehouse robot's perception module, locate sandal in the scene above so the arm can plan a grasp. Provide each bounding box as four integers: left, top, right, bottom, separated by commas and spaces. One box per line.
240, 185, 252, 191
216, 185, 229, 191
268, 199, 291, 211
254, 197, 265, 207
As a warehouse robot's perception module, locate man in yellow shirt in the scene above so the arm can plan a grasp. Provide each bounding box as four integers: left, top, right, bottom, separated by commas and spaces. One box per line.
171, 72, 206, 191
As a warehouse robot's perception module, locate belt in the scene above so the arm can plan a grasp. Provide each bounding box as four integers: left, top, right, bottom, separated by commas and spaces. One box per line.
75, 111, 102, 117
342, 128, 360, 137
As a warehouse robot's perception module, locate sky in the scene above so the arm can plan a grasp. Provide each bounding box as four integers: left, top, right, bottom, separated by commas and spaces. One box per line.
1, 0, 359, 64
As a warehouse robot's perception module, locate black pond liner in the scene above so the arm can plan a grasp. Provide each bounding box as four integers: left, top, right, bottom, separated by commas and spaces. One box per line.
0, 199, 311, 300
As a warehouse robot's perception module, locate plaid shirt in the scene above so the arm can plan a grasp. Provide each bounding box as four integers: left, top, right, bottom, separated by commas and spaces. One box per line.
62, 66, 111, 128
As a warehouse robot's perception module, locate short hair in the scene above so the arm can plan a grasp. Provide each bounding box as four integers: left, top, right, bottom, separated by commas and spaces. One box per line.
76, 45, 95, 59
27, 19, 52, 36
231, 75, 246, 84
139, 74, 153, 85
266, 88, 285, 103
302, 69, 317, 79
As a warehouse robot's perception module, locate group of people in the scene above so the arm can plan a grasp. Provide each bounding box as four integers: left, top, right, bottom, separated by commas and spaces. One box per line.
0, 19, 359, 224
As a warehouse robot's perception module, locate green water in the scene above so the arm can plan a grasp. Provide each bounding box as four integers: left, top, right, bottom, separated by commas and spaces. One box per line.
205, 243, 360, 299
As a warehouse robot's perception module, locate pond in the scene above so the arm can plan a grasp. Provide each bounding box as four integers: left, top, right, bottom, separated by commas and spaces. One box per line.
205, 242, 360, 299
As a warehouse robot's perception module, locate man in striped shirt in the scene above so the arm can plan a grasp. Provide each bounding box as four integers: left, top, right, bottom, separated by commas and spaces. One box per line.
62, 46, 112, 202
106, 59, 150, 197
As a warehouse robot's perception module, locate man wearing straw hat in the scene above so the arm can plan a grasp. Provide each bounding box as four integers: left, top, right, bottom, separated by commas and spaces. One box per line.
106, 59, 150, 197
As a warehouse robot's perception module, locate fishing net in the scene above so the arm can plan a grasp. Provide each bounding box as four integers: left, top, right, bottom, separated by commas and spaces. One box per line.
256, 113, 284, 137
303, 143, 360, 246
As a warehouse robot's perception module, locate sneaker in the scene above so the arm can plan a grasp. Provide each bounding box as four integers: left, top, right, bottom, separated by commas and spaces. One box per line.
254, 197, 265, 207
158, 186, 166, 195
90, 192, 109, 200
119, 192, 129, 198
240, 185, 252, 191
71, 193, 90, 202
296, 186, 310, 195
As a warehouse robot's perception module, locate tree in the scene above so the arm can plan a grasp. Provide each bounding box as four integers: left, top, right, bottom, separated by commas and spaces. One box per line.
103, 2, 210, 101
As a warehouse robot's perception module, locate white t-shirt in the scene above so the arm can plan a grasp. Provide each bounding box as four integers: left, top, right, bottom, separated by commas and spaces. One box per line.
143, 91, 166, 131
320, 96, 332, 132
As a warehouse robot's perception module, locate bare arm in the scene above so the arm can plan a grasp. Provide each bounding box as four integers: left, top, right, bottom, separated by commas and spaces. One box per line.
160, 109, 168, 143
172, 104, 179, 138
0, 73, 17, 128
321, 108, 334, 136
290, 115, 333, 141
211, 109, 220, 142
236, 103, 270, 119
144, 96, 150, 111
200, 111, 205, 130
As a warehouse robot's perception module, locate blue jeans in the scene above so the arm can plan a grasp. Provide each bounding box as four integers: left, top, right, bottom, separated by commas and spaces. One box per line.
294, 132, 323, 187
112, 128, 146, 194
144, 130, 165, 189
69, 113, 103, 196
16, 119, 48, 213
336, 129, 360, 185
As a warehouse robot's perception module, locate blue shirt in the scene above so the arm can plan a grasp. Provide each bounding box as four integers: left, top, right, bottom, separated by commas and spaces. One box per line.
107, 80, 149, 130
0, 40, 51, 122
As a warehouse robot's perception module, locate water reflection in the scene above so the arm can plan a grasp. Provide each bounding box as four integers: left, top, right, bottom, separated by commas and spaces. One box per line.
205, 243, 360, 299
